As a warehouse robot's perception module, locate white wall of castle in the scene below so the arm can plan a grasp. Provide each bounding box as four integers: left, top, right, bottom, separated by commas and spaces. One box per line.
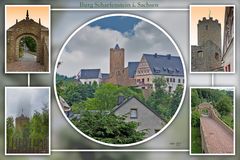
79, 78, 101, 85
135, 74, 184, 92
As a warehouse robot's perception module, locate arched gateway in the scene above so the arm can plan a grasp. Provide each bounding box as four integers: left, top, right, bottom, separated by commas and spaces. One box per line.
7, 10, 49, 72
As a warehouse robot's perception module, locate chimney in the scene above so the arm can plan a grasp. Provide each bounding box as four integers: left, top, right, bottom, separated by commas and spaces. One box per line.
167, 54, 171, 59
118, 96, 125, 105
39, 18, 41, 25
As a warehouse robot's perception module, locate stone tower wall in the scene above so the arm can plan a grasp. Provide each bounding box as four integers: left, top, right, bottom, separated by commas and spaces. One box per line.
15, 116, 29, 132
110, 48, 124, 75
198, 17, 221, 49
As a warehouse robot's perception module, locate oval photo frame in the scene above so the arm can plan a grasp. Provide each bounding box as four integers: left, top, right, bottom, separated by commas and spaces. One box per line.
54, 13, 187, 147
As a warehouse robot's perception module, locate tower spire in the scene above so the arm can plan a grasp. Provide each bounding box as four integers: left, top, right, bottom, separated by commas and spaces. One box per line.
208, 10, 211, 18
26, 10, 29, 20
39, 18, 41, 25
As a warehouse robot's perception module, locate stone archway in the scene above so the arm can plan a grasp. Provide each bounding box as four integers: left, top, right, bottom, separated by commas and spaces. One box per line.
15, 34, 39, 62
197, 102, 216, 118
7, 10, 49, 72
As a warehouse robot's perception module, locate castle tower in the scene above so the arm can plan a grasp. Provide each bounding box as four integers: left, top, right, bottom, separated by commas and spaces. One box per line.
15, 110, 29, 132
198, 17, 221, 49
110, 44, 125, 75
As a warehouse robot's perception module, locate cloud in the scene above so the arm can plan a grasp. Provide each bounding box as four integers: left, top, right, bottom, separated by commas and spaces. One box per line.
6, 88, 49, 118
57, 17, 179, 77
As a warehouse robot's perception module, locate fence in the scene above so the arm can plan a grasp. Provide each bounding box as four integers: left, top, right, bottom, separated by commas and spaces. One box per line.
7, 137, 49, 153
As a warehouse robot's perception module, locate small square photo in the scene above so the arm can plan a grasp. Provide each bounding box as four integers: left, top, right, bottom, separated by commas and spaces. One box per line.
190, 87, 235, 155
190, 5, 235, 73
5, 87, 50, 155
5, 5, 50, 73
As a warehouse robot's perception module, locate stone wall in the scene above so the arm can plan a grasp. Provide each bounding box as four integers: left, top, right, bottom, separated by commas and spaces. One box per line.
7, 17, 49, 71
198, 17, 221, 48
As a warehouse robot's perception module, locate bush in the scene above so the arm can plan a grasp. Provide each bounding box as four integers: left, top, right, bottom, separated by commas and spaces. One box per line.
192, 110, 200, 127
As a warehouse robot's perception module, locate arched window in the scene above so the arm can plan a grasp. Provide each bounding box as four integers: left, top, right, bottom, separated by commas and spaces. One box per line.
215, 52, 220, 60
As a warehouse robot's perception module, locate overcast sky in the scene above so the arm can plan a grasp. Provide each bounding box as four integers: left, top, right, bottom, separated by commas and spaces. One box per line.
6, 88, 49, 119
57, 16, 179, 77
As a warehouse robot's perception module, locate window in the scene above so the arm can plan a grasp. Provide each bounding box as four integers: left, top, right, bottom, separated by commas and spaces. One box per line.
173, 78, 175, 83
168, 86, 172, 92
178, 79, 181, 83
166, 78, 169, 82
205, 25, 208, 30
215, 52, 220, 61
142, 78, 145, 83
197, 50, 203, 58
170, 78, 172, 82
225, 64, 231, 72
147, 78, 149, 82
130, 109, 137, 119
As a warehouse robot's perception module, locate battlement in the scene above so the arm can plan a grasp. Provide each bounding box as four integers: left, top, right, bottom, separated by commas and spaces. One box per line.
198, 17, 220, 25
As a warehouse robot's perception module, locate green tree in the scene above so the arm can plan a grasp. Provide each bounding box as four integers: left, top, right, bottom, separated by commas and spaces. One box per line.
61, 82, 96, 106
153, 76, 167, 91
192, 110, 200, 127
146, 77, 172, 121
23, 36, 37, 52
215, 96, 232, 116
72, 111, 146, 144
7, 117, 14, 146
30, 111, 43, 140
170, 84, 183, 116
82, 83, 144, 111
191, 89, 201, 108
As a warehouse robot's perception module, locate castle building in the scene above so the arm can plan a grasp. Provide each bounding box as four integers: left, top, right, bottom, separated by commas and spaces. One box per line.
222, 7, 234, 72
104, 44, 136, 86
76, 69, 102, 84
191, 17, 223, 72
76, 44, 184, 93
15, 112, 29, 132
135, 53, 184, 92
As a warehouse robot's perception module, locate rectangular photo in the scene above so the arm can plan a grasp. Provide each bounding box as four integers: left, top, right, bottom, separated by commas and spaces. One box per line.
5, 87, 50, 155
5, 5, 50, 73
190, 87, 235, 155
190, 5, 235, 73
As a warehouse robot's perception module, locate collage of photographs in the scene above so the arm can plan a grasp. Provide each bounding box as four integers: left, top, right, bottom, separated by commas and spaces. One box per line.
2, 2, 237, 159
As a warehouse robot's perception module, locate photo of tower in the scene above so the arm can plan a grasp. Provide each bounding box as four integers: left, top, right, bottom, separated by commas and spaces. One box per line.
5, 87, 50, 155
190, 5, 235, 72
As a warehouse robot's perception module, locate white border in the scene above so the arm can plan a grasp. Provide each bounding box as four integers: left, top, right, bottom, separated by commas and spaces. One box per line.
51, 149, 189, 152
5, 5, 51, 74
5, 87, 51, 156
189, 86, 235, 155
51, 8, 189, 11
189, 5, 235, 74
53, 13, 187, 147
